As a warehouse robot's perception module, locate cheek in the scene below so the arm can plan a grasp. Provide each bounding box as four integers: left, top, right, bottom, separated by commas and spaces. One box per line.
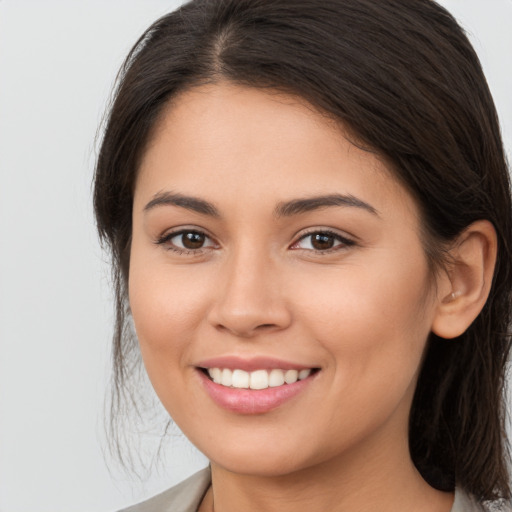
287, 261, 433, 451
127, 261, 218, 424
291, 252, 433, 387
128, 246, 211, 379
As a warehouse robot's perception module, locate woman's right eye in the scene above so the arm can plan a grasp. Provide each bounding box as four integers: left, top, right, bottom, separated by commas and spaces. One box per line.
156, 229, 216, 253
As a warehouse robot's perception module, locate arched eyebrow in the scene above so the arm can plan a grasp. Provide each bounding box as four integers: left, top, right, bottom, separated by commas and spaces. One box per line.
144, 191, 220, 217
274, 194, 379, 217
143, 191, 379, 218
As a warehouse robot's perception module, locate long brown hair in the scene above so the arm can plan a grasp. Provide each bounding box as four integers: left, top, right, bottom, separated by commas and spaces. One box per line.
94, 0, 512, 501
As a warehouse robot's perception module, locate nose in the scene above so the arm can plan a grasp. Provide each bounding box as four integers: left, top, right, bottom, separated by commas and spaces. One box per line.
207, 248, 292, 338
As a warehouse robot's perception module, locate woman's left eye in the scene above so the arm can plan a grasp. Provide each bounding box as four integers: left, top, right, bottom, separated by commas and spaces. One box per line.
291, 231, 355, 252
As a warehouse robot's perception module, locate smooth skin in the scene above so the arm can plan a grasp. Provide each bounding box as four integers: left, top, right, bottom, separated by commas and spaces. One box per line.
129, 83, 496, 512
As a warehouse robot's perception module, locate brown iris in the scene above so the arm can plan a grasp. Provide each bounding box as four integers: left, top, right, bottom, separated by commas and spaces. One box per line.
181, 231, 206, 249
310, 233, 336, 250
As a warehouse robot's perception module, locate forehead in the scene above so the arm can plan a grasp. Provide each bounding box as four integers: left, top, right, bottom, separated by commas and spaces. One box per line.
135, 82, 418, 223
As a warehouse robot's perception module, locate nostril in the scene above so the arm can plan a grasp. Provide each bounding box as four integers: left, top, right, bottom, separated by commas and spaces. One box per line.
208, 298, 292, 337
214, 322, 280, 338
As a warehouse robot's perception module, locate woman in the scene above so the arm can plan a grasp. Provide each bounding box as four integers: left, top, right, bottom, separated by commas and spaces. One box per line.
94, 0, 512, 510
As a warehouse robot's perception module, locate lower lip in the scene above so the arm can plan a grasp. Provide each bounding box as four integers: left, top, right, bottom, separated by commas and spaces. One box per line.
198, 370, 316, 414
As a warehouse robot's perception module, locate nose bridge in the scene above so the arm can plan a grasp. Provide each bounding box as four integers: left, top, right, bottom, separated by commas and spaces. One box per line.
208, 240, 290, 337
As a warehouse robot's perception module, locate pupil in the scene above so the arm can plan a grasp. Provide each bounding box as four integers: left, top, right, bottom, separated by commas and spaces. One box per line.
312, 233, 334, 250
182, 232, 205, 249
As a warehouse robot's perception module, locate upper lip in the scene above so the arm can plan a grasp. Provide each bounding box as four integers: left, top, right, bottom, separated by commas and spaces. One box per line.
196, 356, 317, 372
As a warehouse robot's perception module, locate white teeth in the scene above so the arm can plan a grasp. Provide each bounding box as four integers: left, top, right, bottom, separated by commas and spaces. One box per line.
298, 369, 311, 380
221, 368, 232, 387
284, 369, 299, 384
268, 369, 285, 387
232, 369, 250, 388
249, 369, 268, 390
206, 367, 314, 389
208, 368, 222, 384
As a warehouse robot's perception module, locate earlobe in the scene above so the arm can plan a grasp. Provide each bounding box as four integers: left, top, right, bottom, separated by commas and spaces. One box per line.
432, 220, 497, 339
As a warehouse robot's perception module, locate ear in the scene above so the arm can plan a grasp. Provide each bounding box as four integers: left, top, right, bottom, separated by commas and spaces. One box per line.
432, 220, 497, 339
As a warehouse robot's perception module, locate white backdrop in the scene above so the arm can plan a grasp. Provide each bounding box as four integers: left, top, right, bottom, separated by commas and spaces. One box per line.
0, 2, 510, 511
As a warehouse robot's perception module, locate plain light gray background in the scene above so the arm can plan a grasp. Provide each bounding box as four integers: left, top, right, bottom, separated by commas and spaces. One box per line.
0, 2, 510, 511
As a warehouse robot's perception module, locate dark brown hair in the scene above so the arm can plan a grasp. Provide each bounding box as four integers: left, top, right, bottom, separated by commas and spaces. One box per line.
94, 0, 512, 502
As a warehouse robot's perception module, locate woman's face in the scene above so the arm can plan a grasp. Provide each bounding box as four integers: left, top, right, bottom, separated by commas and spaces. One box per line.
129, 83, 441, 476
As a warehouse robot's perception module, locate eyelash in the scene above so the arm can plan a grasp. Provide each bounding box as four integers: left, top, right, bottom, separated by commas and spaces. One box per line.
155, 229, 217, 255
290, 229, 356, 254
155, 228, 356, 255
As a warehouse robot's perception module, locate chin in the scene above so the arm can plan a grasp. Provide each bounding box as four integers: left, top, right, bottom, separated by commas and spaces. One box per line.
199, 434, 330, 478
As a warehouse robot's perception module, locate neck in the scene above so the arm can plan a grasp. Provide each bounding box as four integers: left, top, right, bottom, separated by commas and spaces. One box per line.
202, 422, 453, 512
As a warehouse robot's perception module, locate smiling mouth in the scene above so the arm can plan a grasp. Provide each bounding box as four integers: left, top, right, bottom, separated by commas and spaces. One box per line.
200, 367, 319, 390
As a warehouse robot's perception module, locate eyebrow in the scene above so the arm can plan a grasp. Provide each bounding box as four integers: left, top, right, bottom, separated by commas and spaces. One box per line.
274, 194, 379, 217
144, 191, 220, 217
143, 191, 378, 218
